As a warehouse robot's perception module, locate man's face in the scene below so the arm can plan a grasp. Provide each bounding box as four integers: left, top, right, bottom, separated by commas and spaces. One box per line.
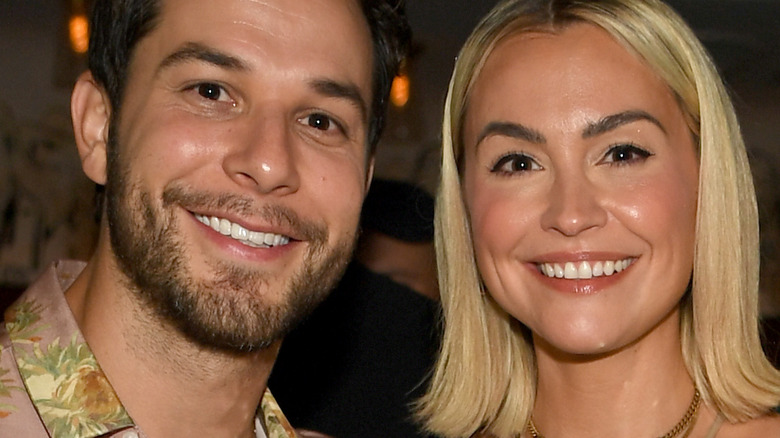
104, 0, 374, 352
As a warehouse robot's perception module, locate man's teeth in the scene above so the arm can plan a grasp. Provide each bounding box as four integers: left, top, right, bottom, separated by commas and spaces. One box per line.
538, 259, 634, 279
194, 214, 290, 248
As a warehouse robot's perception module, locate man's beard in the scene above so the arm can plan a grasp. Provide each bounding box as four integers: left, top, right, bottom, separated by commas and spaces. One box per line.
104, 143, 356, 354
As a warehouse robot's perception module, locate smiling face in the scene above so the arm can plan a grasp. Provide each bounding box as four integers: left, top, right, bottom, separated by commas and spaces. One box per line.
461, 23, 699, 356
93, 0, 374, 352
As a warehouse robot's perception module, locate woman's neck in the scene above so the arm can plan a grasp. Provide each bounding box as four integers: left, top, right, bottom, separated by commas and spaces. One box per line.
531, 309, 696, 438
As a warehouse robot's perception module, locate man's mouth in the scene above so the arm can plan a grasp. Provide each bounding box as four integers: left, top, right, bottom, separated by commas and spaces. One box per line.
537, 258, 636, 280
194, 214, 291, 248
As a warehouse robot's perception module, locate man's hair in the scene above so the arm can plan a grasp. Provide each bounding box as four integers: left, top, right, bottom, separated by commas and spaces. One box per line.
87, 0, 410, 151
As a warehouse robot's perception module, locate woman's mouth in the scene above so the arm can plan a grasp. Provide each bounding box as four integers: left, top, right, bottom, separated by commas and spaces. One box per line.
537, 258, 636, 280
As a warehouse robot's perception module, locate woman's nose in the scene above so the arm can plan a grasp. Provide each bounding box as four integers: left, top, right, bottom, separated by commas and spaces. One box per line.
540, 169, 608, 236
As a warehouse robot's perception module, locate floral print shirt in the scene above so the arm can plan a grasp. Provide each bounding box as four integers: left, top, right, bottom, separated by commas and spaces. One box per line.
0, 261, 297, 438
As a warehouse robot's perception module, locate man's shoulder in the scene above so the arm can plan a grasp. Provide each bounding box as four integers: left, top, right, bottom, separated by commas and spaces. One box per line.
0, 307, 50, 436
0, 268, 67, 436
0, 260, 134, 437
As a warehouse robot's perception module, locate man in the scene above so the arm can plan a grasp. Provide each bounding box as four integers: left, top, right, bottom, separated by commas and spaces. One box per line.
0, 0, 409, 436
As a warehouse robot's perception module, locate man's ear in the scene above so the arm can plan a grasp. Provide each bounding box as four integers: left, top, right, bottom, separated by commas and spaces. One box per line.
71, 71, 111, 185
364, 156, 375, 192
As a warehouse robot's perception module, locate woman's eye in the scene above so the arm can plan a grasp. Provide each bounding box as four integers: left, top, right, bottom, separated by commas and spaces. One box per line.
490, 153, 541, 174
602, 143, 653, 165
194, 83, 232, 103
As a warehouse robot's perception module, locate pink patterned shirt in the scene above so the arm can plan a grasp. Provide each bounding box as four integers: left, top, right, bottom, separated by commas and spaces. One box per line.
0, 261, 296, 438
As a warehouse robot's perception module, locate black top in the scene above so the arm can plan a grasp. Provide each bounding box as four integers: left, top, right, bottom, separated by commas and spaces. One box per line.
269, 262, 440, 438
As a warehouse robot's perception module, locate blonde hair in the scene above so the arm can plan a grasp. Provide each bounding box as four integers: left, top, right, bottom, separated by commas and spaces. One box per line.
417, 1, 780, 437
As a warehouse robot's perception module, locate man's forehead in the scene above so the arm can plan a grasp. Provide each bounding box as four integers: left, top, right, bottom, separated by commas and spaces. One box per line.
130, 0, 373, 93
149, 0, 372, 74
155, 0, 369, 37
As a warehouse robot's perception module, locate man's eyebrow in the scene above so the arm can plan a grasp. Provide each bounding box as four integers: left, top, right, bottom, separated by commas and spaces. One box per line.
476, 121, 546, 148
310, 79, 368, 122
582, 110, 666, 138
157, 42, 250, 73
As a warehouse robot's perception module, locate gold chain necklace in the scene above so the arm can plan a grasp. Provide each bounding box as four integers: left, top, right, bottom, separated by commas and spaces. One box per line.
526, 388, 701, 438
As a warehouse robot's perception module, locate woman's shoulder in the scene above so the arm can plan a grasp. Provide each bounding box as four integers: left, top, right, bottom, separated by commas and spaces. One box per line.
717, 412, 780, 437
466, 414, 780, 438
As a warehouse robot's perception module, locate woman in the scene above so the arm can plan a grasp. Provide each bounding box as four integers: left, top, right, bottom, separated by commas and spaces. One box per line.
417, 0, 780, 437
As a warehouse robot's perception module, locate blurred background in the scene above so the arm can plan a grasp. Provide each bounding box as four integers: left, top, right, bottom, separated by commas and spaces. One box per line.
0, 0, 779, 313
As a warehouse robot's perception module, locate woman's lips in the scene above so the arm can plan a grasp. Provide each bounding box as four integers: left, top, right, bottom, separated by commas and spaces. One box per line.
537, 257, 636, 280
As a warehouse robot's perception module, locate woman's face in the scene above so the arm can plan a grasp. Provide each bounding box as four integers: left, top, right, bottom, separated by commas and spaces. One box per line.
462, 23, 699, 356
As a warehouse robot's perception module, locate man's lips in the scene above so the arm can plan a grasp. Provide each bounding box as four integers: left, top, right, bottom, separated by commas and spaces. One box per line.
162, 185, 328, 250
194, 213, 291, 249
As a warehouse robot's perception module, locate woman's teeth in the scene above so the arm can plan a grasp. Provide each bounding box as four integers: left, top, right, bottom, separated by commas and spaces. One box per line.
538, 258, 635, 279
195, 214, 290, 248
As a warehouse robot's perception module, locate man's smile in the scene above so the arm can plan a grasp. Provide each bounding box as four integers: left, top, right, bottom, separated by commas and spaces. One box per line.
194, 213, 292, 248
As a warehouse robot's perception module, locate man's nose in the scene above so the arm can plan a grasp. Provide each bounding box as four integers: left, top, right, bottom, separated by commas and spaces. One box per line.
222, 114, 301, 196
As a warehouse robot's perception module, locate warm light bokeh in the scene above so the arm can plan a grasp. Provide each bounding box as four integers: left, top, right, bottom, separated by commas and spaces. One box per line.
69, 14, 89, 54
390, 73, 410, 108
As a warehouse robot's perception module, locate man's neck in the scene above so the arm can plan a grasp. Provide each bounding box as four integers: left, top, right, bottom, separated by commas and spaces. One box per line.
65, 246, 277, 438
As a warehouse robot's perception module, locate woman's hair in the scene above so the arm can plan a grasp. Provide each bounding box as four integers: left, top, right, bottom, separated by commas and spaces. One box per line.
417, 1, 780, 437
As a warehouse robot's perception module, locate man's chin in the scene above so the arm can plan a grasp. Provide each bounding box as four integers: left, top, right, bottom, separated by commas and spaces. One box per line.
155, 279, 324, 354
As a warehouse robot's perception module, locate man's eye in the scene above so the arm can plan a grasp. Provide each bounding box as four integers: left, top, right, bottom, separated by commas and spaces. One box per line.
195, 83, 231, 102
602, 144, 653, 165
490, 153, 542, 174
301, 113, 343, 133
308, 113, 331, 130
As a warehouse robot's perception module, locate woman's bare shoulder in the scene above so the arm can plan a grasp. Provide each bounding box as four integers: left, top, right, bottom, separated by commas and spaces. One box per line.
718, 413, 780, 437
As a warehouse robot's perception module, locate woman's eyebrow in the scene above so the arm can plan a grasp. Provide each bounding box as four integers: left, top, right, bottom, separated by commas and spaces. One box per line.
476, 121, 546, 148
582, 110, 666, 138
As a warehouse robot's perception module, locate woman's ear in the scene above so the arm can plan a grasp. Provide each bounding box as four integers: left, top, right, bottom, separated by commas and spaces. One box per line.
71, 71, 111, 185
